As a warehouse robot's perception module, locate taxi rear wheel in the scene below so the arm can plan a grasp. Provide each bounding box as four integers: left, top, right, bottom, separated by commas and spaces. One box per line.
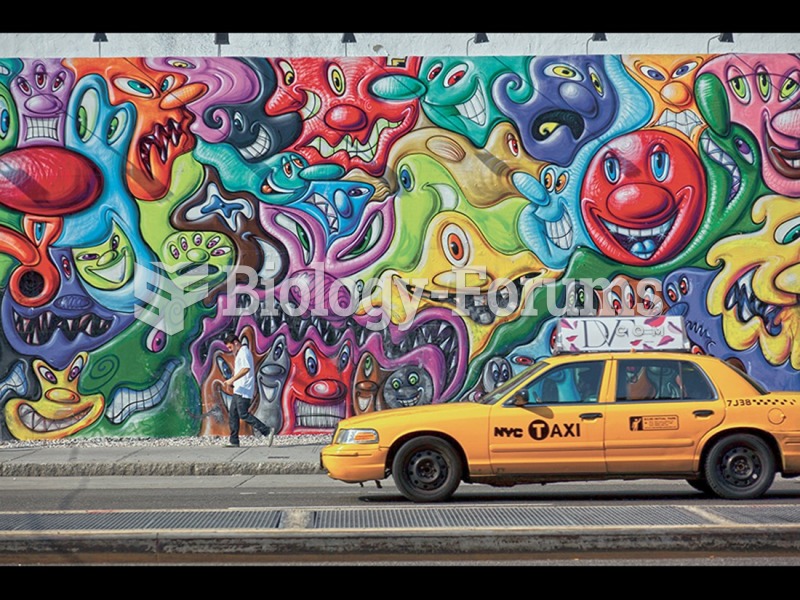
392, 436, 463, 503
704, 434, 775, 500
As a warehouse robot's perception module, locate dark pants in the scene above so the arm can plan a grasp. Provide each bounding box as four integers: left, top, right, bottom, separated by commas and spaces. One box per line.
228, 393, 270, 443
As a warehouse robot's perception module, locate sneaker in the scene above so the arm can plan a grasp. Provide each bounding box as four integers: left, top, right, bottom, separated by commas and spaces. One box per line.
226, 441, 239, 447
266, 430, 275, 447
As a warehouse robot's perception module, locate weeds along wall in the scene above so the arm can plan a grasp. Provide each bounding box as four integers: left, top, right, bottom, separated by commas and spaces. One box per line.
0, 53, 798, 441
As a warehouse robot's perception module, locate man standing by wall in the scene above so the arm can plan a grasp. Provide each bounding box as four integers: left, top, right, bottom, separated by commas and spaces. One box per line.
223, 332, 274, 447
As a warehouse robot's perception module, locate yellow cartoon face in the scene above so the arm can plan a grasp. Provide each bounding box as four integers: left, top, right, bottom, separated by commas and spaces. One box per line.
4, 352, 105, 440
365, 210, 561, 358
707, 195, 800, 369
623, 54, 708, 144
72, 222, 135, 290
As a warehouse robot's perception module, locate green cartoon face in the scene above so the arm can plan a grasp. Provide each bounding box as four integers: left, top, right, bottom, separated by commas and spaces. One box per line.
72, 222, 135, 290
76, 299, 212, 438
161, 230, 234, 292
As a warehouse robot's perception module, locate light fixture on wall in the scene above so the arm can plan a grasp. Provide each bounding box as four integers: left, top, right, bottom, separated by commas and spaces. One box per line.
342, 32, 356, 57
215, 33, 229, 57
707, 32, 734, 53
93, 33, 107, 58
586, 32, 607, 54
466, 33, 489, 56
373, 44, 388, 55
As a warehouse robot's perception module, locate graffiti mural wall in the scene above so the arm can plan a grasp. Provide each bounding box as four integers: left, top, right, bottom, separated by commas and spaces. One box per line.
0, 53, 797, 441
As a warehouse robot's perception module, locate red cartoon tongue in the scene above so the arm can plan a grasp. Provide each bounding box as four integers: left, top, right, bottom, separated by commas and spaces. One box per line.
0, 146, 103, 216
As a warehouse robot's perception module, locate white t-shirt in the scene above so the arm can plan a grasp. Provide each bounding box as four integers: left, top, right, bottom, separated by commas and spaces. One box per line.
233, 344, 255, 399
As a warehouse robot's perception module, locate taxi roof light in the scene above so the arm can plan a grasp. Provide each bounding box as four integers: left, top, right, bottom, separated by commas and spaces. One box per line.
554, 315, 690, 354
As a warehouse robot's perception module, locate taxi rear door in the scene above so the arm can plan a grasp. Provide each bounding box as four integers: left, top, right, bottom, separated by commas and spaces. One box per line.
603, 357, 726, 473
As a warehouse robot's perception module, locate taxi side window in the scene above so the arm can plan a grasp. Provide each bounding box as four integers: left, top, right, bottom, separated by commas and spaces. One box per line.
677, 362, 717, 399
519, 361, 604, 404
616, 359, 716, 401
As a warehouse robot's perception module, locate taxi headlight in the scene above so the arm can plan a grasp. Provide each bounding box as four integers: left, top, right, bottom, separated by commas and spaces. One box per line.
335, 428, 379, 445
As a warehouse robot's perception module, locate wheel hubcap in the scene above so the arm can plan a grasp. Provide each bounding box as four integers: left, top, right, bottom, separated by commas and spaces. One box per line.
407, 450, 447, 490
720, 446, 761, 488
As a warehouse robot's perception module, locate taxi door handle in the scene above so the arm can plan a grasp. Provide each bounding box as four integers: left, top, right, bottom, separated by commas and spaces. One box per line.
693, 410, 714, 417
579, 412, 603, 420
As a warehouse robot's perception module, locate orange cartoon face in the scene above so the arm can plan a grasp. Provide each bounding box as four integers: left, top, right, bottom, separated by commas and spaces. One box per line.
623, 54, 708, 145
4, 352, 104, 440
707, 194, 800, 369
66, 58, 208, 201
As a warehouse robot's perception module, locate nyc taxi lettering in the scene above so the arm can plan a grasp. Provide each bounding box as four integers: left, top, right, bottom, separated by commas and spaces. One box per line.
493, 420, 582, 439
629, 415, 679, 431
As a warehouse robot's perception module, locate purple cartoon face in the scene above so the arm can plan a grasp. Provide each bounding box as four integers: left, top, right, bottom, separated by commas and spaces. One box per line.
494, 55, 619, 166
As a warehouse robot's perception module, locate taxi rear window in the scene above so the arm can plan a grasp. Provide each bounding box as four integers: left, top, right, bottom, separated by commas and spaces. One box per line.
616, 359, 717, 401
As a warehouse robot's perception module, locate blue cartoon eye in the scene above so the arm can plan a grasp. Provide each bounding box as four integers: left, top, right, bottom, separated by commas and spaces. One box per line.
216, 356, 232, 379
491, 362, 500, 382
339, 344, 351, 371
734, 137, 755, 165
305, 347, 318, 375
399, 166, 414, 191
672, 61, 698, 78
33, 221, 45, 243
0, 96, 10, 138
650, 146, 670, 181
160, 75, 175, 93
603, 155, 620, 183
638, 66, 665, 81
273, 339, 285, 360
114, 77, 154, 97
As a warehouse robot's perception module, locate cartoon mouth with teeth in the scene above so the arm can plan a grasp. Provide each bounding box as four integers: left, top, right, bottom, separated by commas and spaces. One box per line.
374, 211, 557, 358
580, 129, 706, 266
5, 352, 104, 440
707, 194, 800, 370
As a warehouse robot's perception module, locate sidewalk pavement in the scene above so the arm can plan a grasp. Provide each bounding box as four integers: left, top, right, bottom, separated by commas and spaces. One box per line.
0, 438, 325, 477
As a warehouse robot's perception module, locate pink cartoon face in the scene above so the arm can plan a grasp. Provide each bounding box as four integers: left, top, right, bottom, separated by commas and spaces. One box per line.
266, 57, 420, 177
580, 129, 707, 266
700, 54, 800, 197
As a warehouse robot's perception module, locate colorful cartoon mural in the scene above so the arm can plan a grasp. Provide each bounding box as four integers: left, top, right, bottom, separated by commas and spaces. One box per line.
0, 53, 798, 442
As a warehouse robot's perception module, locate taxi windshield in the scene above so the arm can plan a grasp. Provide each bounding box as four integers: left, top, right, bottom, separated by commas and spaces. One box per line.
478, 361, 548, 405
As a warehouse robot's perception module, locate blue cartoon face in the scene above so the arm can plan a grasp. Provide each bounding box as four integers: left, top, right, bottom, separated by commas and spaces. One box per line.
0, 247, 135, 370
494, 55, 619, 166
60, 73, 160, 314
289, 179, 375, 248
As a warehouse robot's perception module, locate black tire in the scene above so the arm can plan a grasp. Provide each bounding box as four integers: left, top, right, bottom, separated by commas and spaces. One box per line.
391, 436, 463, 503
685, 478, 713, 495
703, 434, 775, 500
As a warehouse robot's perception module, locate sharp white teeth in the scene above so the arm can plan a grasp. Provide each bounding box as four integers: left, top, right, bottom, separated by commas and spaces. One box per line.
545, 211, 574, 249
306, 117, 399, 163
105, 360, 180, 424
240, 125, 271, 160
654, 109, 701, 138
454, 84, 487, 126
17, 402, 91, 433
24, 116, 59, 141
300, 91, 321, 120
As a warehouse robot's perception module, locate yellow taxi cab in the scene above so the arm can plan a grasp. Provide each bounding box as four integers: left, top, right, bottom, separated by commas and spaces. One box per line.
320, 316, 800, 502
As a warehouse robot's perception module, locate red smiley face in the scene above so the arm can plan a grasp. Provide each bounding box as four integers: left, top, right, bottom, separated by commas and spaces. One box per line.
580, 130, 706, 266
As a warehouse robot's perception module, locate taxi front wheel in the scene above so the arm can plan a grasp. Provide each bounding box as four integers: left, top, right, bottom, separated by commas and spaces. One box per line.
704, 433, 775, 500
392, 436, 463, 503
